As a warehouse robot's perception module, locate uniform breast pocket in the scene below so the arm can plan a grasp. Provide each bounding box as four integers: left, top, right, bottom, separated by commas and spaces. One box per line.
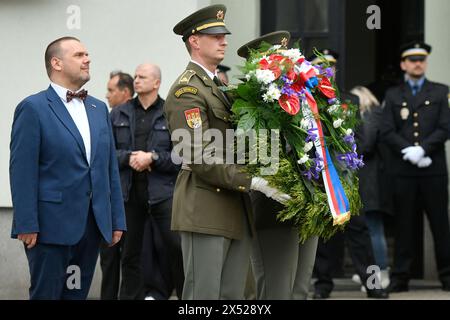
112, 120, 131, 145
210, 106, 232, 124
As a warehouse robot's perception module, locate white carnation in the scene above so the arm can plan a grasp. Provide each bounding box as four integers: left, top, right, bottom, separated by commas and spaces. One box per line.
346, 128, 353, 135
271, 45, 281, 50
255, 69, 275, 85
282, 48, 303, 62
262, 83, 281, 102
333, 119, 344, 128
303, 141, 314, 153
297, 154, 310, 164
328, 104, 339, 113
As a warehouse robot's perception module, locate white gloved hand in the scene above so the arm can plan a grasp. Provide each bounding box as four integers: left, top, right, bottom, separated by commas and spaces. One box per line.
251, 177, 291, 204
401, 146, 425, 164
417, 156, 432, 168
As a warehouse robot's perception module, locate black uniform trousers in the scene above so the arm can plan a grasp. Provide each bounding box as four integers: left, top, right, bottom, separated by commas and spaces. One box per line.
99, 237, 122, 299
392, 175, 450, 284
314, 214, 376, 294
118, 181, 184, 300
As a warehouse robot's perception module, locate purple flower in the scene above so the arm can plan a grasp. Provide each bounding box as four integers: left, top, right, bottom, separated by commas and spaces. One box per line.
281, 75, 294, 85
328, 98, 337, 105
325, 67, 334, 78
302, 152, 324, 180
305, 128, 318, 143
343, 132, 355, 145
281, 85, 296, 96
337, 152, 364, 170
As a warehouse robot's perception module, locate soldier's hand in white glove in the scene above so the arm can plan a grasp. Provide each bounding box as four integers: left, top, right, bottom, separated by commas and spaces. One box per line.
250, 177, 291, 204
401, 146, 425, 165
417, 156, 432, 168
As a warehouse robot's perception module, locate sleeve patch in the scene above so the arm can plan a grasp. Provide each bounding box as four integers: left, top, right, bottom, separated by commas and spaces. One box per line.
184, 107, 202, 129
175, 86, 198, 98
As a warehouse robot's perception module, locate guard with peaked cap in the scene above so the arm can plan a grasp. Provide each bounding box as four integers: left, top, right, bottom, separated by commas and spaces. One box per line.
237, 30, 319, 300
165, 4, 256, 300
173, 4, 231, 42
380, 40, 450, 293
237, 30, 290, 59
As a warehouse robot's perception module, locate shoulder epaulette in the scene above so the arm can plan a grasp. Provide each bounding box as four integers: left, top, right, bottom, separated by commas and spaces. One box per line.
179, 70, 196, 84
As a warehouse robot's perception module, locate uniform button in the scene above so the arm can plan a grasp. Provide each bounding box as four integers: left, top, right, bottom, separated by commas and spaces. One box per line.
414, 142, 420, 146
413, 113, 418, 117
414, 132, 419, 137
216, 188, 221, 192
425, 100, 430, 105
413, 122, 419, 127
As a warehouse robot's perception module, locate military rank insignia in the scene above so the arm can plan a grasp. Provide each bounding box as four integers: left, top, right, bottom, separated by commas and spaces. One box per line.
175, 86, 198, 98
184, 107, 202, 129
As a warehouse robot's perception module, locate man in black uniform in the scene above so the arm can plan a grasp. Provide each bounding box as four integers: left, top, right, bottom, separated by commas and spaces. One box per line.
381, 42, 450, 292
309, 49, 388, 299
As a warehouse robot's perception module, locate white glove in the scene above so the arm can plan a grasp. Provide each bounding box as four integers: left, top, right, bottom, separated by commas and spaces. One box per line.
401, 146, 425, 165
251, 177, 291, 204
417, 156, 432, 168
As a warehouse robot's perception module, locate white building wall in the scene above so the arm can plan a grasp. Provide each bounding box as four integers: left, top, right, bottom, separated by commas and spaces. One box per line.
0, 0, 259, 299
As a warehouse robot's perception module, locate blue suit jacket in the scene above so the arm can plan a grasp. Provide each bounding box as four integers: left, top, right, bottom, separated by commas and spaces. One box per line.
10, 85, 126, 245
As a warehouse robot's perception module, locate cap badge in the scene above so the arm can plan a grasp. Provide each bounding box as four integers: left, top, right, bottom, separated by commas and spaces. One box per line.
217, 10, 224, 20
281, 37, 288, 47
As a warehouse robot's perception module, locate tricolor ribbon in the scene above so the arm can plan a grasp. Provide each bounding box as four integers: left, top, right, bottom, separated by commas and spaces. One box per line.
299, 66, 351, 225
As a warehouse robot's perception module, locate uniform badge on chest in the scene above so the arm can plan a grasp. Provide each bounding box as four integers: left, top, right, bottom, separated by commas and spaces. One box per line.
400, 107, 410, 120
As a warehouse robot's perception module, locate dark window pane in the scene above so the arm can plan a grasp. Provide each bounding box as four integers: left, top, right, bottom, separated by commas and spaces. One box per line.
275, 1, 301, 31
304, 0, 329, 32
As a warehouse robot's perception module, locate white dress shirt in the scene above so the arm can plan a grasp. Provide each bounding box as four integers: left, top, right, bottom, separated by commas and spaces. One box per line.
51, 82, 91, 165
190, 60, 218, 80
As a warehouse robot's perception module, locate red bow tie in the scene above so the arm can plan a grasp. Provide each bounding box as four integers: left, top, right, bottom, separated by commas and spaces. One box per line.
66, 89, 88, 102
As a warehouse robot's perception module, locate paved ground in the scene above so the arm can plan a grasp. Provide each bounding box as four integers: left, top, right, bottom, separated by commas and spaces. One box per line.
312, 278, 450, 300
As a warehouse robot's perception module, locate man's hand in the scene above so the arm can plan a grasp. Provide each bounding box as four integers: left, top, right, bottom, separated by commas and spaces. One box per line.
401, 146, 425, 165
18, 233, 38, 249
417, 156, 432, 168
129, 151, 153, 172
250, 177, 291, 204
109, 231, 123, 247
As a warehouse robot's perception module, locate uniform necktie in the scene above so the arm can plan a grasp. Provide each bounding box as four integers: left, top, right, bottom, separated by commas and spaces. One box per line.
411, 84, 419, 96
66, 89, 88, 102
213, 76, 223, 87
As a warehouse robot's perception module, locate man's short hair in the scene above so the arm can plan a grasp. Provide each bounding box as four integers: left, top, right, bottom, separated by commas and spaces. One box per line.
45, 36, 80, 77
110, 71, 135, 96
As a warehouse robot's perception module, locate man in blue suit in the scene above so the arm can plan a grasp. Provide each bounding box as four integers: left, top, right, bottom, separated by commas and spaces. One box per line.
9, 36, 126, 300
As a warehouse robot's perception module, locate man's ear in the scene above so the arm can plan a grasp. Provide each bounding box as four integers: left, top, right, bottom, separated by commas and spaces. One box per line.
189, 34, 200, 51
400, 60, 406, 72
51, 56, 62, 72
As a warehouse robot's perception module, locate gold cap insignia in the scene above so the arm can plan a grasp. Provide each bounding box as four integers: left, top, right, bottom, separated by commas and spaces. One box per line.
415, 43, 420, 48
281, 37, 288, 47
217, 10, 224, 20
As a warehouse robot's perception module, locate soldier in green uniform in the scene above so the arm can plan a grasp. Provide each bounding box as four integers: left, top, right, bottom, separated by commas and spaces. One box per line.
237, 31, 319, 300
164, 5, 290, 300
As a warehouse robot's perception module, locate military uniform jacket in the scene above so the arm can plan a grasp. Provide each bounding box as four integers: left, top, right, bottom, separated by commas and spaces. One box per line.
381, 79, 449, 176
164, 62, 252, 240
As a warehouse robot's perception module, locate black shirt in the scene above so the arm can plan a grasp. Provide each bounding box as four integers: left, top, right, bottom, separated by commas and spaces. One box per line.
133, 96, 161, 189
